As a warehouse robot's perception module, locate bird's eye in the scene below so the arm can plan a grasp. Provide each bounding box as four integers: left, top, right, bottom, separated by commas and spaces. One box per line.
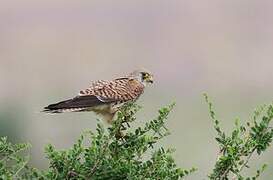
141, 72, 149, 79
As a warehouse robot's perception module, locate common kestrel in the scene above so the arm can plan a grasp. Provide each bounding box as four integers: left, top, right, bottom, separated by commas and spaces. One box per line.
43, 70, 153, 123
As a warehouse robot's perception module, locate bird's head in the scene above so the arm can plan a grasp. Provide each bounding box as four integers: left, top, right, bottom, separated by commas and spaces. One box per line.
129, 69, 154, 86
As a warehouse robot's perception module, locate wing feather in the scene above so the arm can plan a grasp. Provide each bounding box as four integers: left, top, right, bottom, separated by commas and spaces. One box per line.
78, 78, 144, 102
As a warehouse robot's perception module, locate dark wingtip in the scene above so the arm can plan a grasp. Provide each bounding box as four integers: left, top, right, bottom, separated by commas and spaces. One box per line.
42, 103, 62, 113
41, 107, 61, 113
41, 107, 53, 113
42, 99, 72, 113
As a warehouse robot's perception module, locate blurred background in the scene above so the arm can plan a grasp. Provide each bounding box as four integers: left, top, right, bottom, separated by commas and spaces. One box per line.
1, 0, 273, 179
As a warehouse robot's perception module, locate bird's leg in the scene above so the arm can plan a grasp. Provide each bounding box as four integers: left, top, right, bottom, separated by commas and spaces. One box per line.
110, 105, 131, 139
110, 106, 126, 125
115, 106, 131, 128
104, 113, 115, 124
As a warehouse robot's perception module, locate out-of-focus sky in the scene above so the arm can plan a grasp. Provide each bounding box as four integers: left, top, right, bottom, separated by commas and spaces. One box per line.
1, 0, 273, 179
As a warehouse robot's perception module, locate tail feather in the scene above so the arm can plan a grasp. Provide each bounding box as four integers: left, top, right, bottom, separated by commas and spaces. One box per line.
43, 95, 106, 113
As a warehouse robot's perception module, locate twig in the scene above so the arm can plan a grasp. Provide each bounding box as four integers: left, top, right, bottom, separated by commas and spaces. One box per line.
0, 147, 28, 163
13, 159, 29, 178
88, 141, 109, 177
219, 166, 231, 180
231, 149, 256, 180
239, 149, 255, 172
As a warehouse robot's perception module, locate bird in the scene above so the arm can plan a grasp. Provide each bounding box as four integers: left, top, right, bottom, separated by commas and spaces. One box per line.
43, 70, 154, 124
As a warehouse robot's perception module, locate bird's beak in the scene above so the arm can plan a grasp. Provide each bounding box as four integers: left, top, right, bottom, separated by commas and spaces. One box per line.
148, 76, 154, 83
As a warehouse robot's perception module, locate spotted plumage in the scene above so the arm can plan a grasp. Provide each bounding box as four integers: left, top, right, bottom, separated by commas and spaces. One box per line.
43, 70, 153, 123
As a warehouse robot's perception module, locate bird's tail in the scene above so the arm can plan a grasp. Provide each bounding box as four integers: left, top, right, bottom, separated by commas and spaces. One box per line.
43, 107, 87, 113
43, 95, 105, 113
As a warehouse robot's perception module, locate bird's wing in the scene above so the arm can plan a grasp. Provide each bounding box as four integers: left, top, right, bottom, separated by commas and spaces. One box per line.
79, 78, 145, 102
43, 78, 144, 113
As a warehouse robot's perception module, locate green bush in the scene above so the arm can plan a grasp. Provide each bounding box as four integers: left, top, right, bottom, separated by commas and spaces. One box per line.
0, 103, 195, 179
204, 94, 273, 179
1, 96, 273, 179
